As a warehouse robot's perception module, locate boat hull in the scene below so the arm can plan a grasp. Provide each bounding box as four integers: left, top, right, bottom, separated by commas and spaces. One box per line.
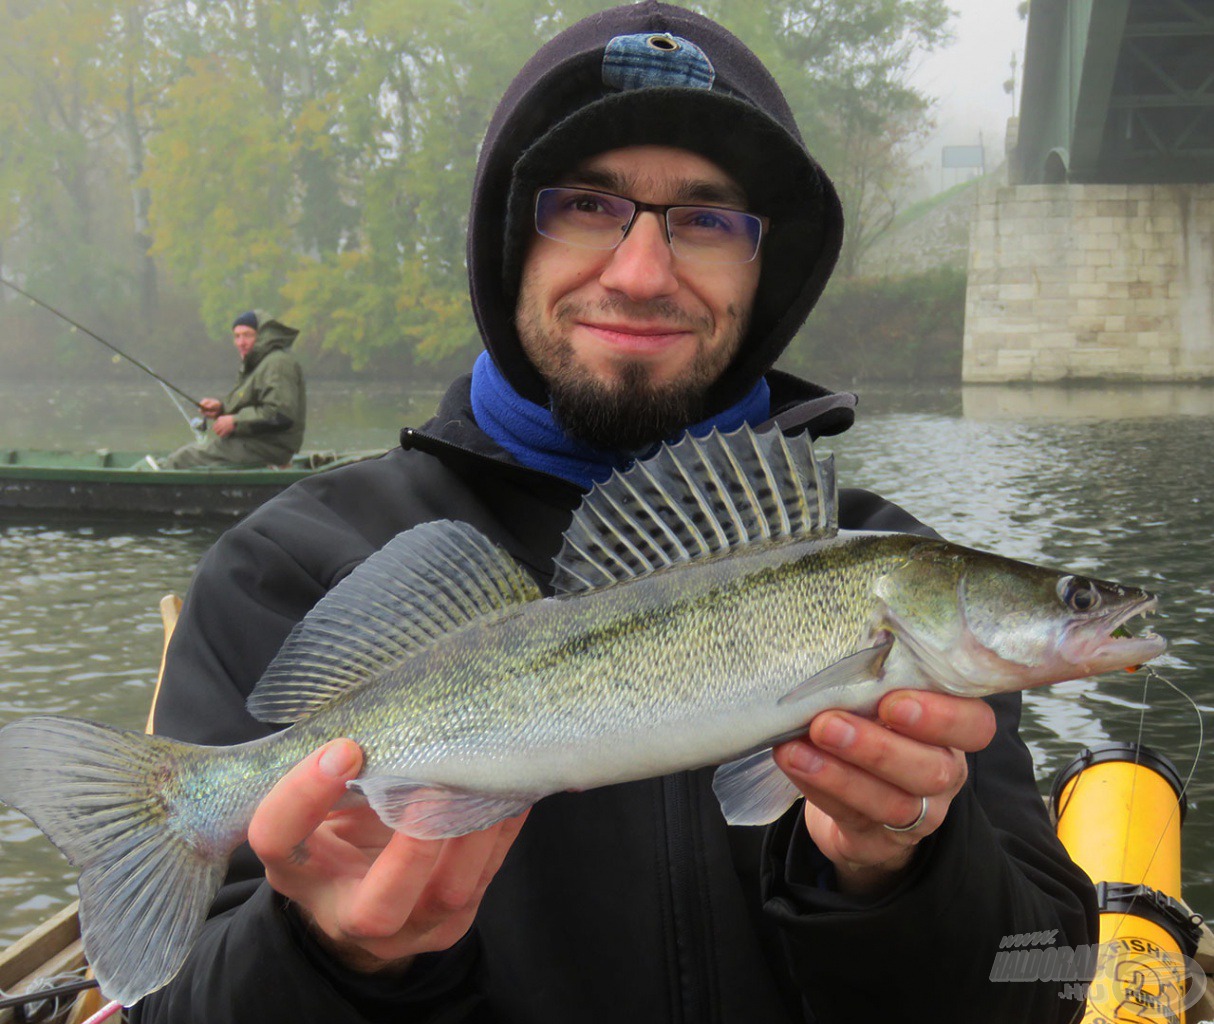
0, 450, 377, 518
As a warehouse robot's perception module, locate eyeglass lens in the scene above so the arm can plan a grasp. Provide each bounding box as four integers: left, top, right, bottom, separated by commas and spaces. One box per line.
535, 187, 763, 264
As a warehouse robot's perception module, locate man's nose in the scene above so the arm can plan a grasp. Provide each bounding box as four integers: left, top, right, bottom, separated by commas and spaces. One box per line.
597, 212, 679, 299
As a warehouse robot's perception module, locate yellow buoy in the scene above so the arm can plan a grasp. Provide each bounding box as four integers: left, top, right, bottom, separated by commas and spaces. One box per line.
1053, 743, 1202, 1023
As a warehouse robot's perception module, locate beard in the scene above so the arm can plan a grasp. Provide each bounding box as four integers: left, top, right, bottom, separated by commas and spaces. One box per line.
515, 292, 749, 451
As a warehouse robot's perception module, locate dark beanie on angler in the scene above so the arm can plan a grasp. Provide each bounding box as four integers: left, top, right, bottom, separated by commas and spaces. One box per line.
232, 311, 258, 331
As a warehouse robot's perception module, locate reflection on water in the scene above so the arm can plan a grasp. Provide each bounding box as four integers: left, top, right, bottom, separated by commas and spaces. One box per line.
0, 380, 1211, 945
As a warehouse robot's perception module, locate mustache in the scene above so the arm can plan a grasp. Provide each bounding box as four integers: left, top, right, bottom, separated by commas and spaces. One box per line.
553, 296, 710, 330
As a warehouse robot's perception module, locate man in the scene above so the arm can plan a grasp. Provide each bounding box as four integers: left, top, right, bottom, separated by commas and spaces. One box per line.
162, 310, 306, 469
135, 4, 1095, 1022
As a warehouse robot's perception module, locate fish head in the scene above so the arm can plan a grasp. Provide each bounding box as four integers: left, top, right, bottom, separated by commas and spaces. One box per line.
874, 542, 1167, 697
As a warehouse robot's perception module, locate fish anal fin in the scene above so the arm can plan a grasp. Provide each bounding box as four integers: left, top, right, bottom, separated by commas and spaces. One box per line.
712, 748, 802, 826
349, 776, 537, 840
776, 641, 893, 707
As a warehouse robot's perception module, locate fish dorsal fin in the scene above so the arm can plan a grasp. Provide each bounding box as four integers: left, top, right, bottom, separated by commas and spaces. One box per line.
552, 424, 836, 594
248, 520, 542, 724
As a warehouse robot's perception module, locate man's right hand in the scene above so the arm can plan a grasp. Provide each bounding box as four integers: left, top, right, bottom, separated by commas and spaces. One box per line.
198, 398, 223, 419
248, 739, 526, 973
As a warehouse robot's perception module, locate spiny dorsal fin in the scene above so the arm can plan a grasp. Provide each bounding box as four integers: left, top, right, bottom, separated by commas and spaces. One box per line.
248, 520, 541, 724
552, 424, 836, 595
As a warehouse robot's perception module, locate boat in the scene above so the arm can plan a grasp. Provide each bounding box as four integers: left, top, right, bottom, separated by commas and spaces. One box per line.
0, 449, 384, 518
1, 596, 1213, 1021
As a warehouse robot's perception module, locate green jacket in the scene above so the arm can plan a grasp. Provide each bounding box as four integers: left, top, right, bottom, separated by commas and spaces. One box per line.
215, 312, 306, 464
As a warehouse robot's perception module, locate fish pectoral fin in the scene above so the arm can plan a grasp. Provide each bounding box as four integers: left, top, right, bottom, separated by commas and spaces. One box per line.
712, 748, 802, 826
776, 640, 893, 706
348, 776, 537, 840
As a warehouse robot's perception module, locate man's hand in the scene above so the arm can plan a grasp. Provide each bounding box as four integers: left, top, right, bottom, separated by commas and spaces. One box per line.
248, 739, 527, 973
772, 691, 996, 897
211, 414, 237, 438
198, 397, 223, 419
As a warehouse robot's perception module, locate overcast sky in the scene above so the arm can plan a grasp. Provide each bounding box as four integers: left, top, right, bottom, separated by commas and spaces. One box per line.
909, 0, 1029, 187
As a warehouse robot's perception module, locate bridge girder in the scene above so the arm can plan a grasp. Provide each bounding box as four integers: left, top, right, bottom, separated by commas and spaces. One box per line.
1016, 0, 1214, 184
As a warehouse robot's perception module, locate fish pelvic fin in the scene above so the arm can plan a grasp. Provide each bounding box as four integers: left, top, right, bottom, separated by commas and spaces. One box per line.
0, 717, 234, 1006
552, 423, 837, 594
712, 748, 803, 826
249, 520, 543, 724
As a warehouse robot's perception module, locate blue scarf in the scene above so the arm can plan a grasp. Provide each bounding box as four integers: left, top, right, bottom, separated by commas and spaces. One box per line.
470, 350, 771, 490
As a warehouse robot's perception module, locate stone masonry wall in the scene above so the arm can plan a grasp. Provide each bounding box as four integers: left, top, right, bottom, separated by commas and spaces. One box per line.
963, 183, 1214, 382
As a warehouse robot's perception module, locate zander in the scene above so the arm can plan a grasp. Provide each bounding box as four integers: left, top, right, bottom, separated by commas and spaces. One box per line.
0, 425, 1165, 1005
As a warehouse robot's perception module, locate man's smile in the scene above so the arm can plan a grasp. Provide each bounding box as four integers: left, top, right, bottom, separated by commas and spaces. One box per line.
575, 319, 696, 354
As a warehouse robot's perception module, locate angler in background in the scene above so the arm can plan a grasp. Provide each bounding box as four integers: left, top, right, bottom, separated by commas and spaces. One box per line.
135, 4, 1097, 1022
161, 310, 306, 469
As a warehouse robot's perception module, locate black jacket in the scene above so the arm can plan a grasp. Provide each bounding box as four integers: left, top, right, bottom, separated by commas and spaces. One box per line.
134, 374, 1096, 1024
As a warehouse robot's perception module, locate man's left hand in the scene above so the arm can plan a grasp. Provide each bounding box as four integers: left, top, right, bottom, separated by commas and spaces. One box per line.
772, 690, 996, 897
211, 414, 237, 438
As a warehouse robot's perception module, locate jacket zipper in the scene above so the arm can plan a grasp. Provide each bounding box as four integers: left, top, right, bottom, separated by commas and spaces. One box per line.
663, 772, 719, 1024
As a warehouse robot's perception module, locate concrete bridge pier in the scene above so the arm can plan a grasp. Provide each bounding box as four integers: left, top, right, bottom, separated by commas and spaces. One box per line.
963, 181, 1214, 383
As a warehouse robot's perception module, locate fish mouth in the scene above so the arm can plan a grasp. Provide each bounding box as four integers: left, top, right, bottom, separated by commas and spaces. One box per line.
1071, 594, 1166, 669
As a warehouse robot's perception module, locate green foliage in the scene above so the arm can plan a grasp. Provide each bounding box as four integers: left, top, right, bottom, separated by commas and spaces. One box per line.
781, 267, 967, 383
1, 0, 954, 378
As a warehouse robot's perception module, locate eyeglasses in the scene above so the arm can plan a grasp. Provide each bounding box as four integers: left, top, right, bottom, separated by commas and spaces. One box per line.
534, 186, 767, 265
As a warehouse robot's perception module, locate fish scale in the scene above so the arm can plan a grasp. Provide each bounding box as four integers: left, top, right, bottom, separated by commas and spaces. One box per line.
0, 424, 1165, 1006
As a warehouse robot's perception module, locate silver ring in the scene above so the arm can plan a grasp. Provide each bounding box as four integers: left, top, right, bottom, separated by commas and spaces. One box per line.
883, 795, 929, 833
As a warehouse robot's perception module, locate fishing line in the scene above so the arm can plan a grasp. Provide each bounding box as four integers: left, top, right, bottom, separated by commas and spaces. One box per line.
0, 274, 203, 408
1095, 666, 1205, 955
157, 380, 206, 441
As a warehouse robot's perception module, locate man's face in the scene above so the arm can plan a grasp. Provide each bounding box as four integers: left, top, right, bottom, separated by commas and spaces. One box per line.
232, 325, 258, 360
515, 145, 761, 449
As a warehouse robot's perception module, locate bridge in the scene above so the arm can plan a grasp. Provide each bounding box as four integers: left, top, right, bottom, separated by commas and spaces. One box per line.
1016, 0, 1214, 185
963, 0, 1214, 382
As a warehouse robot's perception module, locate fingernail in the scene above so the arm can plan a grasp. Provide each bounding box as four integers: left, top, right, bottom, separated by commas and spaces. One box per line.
788, 744, 825, 775
885, 697, 921, 728
818, 716, 856, 750
318, 740, 357, 778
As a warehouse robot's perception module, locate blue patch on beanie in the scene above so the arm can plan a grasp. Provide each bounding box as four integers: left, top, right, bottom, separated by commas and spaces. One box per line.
232, 311, 258, 331
602, 33, 715, 92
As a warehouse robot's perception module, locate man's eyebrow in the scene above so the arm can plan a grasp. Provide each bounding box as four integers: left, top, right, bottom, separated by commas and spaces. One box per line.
560, 168, 748, 208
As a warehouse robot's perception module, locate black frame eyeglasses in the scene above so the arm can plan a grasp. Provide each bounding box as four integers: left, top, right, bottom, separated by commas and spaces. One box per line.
534, 186, 768, 265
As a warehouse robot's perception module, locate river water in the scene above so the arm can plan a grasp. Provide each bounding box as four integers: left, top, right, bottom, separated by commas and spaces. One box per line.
0, 379, 1211, 947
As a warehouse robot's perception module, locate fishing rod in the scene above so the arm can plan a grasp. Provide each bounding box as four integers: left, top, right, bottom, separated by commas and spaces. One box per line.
0, 274, 203, 408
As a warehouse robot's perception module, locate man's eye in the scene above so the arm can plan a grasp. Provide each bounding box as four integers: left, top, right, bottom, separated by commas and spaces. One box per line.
570, 197, 607, 214
675, 209, 739, 234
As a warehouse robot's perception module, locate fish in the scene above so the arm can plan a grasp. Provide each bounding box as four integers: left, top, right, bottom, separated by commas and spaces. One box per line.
0, 424, 1166, 1005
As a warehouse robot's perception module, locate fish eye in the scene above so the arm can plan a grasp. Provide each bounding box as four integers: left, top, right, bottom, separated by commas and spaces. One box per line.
1058, 575, 1102, 613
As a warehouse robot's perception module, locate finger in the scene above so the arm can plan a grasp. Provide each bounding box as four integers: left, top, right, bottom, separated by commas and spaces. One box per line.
806, 712, 968, 798
877, 691, 997, 752
327, 804, 396, 851
341, 831, 446, 939
249, 739, 363, 866
428, 811, 528, 914
342, 812, 527, 941
773, 740, 939, 834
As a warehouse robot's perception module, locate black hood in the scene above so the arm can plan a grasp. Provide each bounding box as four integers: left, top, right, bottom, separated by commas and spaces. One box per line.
467, 0, 844, 414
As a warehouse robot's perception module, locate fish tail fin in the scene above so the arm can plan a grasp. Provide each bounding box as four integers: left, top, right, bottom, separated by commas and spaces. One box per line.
0, 716, 234, 1006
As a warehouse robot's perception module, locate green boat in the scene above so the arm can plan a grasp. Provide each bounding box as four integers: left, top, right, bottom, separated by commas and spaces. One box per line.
0, 449, 384, 518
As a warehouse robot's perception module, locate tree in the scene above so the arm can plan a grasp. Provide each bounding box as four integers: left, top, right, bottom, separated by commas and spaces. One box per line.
705, 0, 953, 278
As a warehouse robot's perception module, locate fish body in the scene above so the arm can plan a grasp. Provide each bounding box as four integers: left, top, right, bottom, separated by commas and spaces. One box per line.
0, 426, 1165, 1005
